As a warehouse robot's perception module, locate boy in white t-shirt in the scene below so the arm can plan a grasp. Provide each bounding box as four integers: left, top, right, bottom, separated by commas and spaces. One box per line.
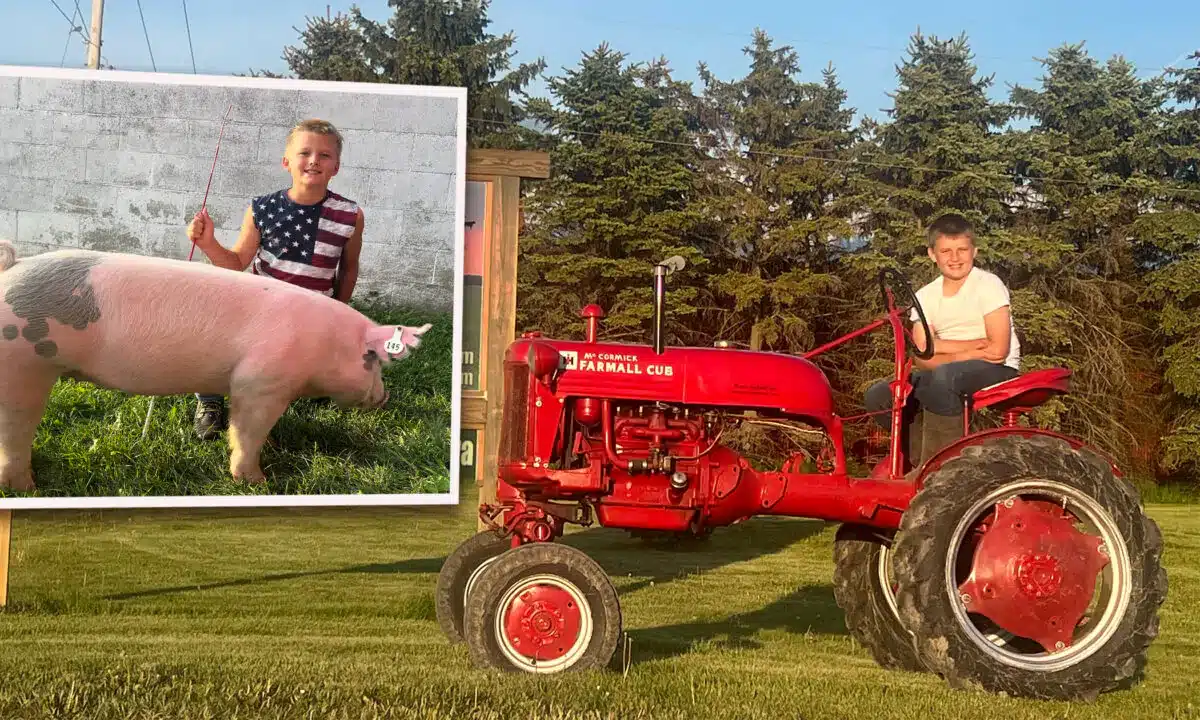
864, 213, 1021, 472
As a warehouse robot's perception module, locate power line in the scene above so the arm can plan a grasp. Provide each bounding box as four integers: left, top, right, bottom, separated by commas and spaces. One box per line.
181, 0, 197, 74
465, 116, 1200, 199
513, 0, 1193, 78
45, 0, 79, 30
59, 0, 87, 67
45, 0, 112, 68
58, 26, 75, 67
135, 0, 157, 72
57, 8, 78, 66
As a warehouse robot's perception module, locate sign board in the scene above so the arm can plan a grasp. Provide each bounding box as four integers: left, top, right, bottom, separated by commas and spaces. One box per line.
462, 150, 549, 528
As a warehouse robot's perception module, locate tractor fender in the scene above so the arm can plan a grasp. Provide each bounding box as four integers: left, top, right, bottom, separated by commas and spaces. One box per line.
914, 426, 1124, 490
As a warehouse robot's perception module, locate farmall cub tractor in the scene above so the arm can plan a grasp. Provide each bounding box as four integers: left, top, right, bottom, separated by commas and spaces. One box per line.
436, 257, 1167, 702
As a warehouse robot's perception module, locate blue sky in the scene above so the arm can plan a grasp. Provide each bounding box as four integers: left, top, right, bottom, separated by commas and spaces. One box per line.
5, 0, 1198, 124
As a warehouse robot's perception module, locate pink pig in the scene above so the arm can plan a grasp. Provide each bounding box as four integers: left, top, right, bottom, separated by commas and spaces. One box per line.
0, 239, 431, 490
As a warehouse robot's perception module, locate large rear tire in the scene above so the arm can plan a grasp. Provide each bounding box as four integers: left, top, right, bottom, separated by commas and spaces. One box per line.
832, 524, 926, 672
463, 542, 622, 674
892, 434, 1167, 701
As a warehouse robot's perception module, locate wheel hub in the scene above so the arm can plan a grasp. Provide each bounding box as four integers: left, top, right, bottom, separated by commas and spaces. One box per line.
1016, 554, 1063, 599
502, 584, 582, 662
957, 496, 1110, 653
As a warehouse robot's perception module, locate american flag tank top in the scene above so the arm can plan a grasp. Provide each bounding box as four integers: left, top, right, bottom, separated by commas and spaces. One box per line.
249, 188, 358, 296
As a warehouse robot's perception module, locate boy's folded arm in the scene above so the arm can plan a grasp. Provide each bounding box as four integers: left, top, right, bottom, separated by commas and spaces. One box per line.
947, 307, 1012, 363
933, 337, 989, 353
911, 322, 991, 370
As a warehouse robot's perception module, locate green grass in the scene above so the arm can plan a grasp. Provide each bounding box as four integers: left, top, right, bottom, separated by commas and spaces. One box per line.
2, 302, 455, 499
1137, 479, 1200, 505
0, 485, 1196, 719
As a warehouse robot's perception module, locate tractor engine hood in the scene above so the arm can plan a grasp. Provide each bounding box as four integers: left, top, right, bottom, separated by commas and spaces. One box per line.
507, 336, 836, 421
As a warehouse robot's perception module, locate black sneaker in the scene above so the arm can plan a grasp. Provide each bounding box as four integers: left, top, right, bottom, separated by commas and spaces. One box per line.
194, 398, 226, 441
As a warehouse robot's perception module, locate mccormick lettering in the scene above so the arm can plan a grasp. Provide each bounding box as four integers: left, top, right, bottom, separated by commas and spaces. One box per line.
597, 352, 639, 362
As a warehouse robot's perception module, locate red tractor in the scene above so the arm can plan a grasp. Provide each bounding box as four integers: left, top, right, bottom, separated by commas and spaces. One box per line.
435, 257, 1167, 701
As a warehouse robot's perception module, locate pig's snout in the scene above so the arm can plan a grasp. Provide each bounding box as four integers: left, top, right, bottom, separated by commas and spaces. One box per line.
362, 381, 389, 411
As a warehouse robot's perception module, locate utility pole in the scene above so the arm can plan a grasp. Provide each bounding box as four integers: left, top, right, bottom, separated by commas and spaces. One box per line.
87, 0, 104, 69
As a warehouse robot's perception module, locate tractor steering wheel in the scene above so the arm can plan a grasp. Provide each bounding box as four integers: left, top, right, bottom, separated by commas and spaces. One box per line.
877, 268, 934, 360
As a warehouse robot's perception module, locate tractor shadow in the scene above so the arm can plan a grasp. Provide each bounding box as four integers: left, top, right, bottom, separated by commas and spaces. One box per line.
100, 515, 829, 603
559, 517, 832, 596
625, 582, 847, 664
100, 556, 449, 601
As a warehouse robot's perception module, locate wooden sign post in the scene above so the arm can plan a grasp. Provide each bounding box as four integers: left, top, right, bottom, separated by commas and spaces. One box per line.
0, 510, 9, 606
460, 149, 549, 528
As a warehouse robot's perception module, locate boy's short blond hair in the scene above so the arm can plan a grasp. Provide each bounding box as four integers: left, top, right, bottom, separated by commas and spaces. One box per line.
286, 118, 343, 157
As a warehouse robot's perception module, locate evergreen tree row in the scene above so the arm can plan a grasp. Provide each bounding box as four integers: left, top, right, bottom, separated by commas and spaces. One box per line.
261, 1, 1200, 484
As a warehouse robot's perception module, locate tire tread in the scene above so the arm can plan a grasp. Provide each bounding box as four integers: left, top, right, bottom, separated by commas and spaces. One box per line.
892, 434, 1167, 701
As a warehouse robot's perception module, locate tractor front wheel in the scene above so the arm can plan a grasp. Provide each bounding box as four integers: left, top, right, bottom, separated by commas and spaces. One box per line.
832, 524, 925, 672
891, 434, 1167, 701
463, 541, 622, 674
435, 530, 511, 644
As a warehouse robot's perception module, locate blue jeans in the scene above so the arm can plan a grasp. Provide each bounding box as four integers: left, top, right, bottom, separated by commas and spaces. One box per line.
864, 359, 1020, 429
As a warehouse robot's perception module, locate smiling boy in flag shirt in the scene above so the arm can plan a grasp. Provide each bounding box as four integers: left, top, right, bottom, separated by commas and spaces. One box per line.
185, 118, 366, 440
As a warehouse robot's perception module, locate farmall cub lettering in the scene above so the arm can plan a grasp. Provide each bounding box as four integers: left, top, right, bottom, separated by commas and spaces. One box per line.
436, 258, 1167, 706
560, 349, 673, 377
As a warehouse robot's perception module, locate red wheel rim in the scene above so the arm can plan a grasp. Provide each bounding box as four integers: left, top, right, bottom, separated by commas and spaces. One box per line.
945, 481, 1130, 670
494, 574, 593, 672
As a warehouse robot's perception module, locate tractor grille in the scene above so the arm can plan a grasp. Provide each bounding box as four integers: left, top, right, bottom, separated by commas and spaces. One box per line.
498, 360, 530, 463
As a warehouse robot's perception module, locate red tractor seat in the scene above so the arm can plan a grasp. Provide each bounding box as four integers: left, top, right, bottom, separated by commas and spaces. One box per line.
969, 368, 1072, 419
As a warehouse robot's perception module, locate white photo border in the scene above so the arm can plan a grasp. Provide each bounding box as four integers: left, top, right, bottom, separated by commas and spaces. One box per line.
0, 64, 468, 510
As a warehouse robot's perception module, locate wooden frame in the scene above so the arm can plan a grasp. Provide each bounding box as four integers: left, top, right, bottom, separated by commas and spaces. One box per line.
461, 149, 549, 530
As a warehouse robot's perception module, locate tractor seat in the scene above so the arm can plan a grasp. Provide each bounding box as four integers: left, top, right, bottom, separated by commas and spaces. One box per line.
970, 367, 1072, 416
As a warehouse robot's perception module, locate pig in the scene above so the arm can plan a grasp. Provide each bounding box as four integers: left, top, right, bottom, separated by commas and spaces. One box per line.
0, 239, 432, 491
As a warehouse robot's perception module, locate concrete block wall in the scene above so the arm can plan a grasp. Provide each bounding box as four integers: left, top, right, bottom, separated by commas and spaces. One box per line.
0, 68, 464, 311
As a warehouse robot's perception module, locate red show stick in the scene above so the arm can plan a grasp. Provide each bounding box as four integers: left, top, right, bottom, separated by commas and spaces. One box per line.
188, 103, 234, 262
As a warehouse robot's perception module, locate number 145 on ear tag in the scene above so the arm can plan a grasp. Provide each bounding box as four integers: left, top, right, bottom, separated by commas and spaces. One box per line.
385, 329, 408, 357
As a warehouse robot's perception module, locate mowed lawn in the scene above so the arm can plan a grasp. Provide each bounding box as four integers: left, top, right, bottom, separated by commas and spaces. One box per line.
0, 486, 1197, 719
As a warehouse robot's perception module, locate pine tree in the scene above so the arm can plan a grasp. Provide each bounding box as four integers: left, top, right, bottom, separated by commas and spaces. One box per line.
265, 1, 546, 148
1142, 50, 1200, 479
853, 31, 1014, 274
1006, 43, 1175, 462
514, 45, 710, 343
846, 31, 1016, 399
276, 12, 377, 83
690, 30, 860, 358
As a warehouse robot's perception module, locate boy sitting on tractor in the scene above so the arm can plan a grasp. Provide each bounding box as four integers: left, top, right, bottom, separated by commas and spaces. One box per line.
864, 213, 1021, 471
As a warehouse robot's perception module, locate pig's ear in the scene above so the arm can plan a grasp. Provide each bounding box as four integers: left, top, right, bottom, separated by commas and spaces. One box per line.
363, 325, 398, 362
364, 323, 433, 361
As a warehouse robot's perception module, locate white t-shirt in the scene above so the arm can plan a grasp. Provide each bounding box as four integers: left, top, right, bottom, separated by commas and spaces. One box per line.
909, 267, 1021, 370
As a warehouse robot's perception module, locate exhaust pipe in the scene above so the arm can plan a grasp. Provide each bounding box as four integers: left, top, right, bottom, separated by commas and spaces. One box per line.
651, 255, 686, 356
652, 264, 666, 355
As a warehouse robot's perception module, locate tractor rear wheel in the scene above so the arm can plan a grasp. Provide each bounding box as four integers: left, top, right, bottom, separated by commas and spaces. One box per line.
463, 541, 622, 674
435, 530, 511, 644
891, 434, 1167, 701
832, 524, 925, 672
